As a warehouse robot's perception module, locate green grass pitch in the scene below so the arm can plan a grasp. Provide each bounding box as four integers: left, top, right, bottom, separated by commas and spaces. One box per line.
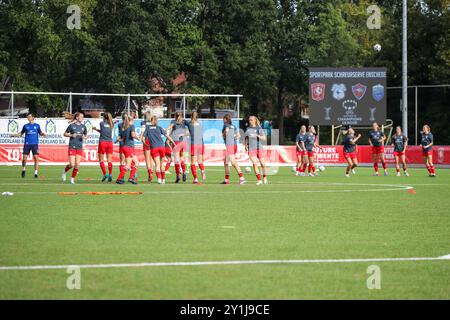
0, 165, 449, 299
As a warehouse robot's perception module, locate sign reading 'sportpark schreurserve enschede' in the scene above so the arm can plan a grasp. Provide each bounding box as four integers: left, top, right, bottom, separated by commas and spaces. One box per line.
309, 67, 387, 126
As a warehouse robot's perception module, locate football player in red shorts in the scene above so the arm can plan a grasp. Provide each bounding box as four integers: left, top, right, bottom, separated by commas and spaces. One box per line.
295, 125, 308, 176
368, 122, 388, 176
185, 111, 206, 183
392, 126, 409, 177
421, 124, 435, 177
62, 112, 87, 184
93, 112, 114, 182
343, 128, 361, 177
140, 112, 155, 182
222, 114, 245, 185
116, 115, 140, 184
166, 112, 189, 183
245, 116, 267, 185
142, 115, 175, 184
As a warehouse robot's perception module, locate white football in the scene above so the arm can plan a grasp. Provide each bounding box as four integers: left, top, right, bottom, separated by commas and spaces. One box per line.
291, 166, 297, 172
245, 167, 252, 173
319, 166, 326, 172
373, 43, 381, 52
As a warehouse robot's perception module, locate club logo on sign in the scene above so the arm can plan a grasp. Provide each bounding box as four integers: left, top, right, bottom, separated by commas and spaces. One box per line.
342, 100, 358, 114
46, 119, 56, 134
84, 120, 93, 133
311, 83, 326, 101
372, 84, 385, 102
352, 83, 367, 101
8, 120, 18, 133
331, 84, 346, 101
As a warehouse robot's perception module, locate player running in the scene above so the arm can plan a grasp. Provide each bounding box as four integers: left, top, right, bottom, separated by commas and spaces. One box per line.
245, 116, 267, 185
421, 124, 436, 177
185, 111, 206, 184
343, 128, 361, 177
368, 122, 388, 176
166, 112, 189, 183
222, 114, 245, 185
295, 125, 308, 176
93, 112, 114, 182
62, 112, 87, 184
11, 113, 47, 178
392, 126, 409, 177
143, 115, 175, 184
305, 126, 320, 176
140, 112, 155, 182
116, 115, 140, 184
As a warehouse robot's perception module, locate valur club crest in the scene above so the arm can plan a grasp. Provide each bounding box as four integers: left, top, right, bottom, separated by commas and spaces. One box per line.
311, 83, 326, 101
352, 83, 367, 100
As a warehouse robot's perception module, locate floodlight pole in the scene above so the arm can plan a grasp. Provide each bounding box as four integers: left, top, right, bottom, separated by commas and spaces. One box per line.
11, 90, 14, 118
402, 0, 408, 137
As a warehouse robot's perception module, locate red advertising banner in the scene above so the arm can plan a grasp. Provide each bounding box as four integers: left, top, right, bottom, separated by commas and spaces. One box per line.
1, 144, 450, 166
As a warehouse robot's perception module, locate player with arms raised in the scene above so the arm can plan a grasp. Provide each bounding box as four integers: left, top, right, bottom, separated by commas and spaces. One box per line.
421, 124, 435, 177
11, 113, 47, 178
392, 126, 409, 177
368, 122, 388, 176
62, 112, 87, 184
343, 128, 361, 177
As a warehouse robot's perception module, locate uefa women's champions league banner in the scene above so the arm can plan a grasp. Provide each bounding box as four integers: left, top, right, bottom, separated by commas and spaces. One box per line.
1, 118, 450, 166
309, 67, 387, 125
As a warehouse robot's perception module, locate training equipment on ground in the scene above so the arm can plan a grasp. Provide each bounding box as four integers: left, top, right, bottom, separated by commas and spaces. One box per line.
319, 166, 326, 172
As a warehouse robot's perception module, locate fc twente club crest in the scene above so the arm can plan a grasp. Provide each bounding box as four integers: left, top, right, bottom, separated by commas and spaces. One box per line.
372, 84, 385, 102
311, 83, 326, 102
352, 83, 367, 101
331, 84, 346, 101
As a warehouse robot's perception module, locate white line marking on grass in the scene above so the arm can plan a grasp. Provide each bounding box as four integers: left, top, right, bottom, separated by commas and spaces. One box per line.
0, 256, 448, 271
221, 226, 236, 229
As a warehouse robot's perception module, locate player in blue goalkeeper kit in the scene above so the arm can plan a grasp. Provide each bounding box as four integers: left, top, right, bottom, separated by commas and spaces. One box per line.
10, 113, 47, 178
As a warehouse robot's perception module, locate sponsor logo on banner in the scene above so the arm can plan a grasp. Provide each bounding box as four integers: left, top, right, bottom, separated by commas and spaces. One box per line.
311, 83, 326, 101
372, 84, 384, 101
352, 83, 367, 100
84, 120, 93, 133
46, 119, 56, 134
8, 120, 19, 133
331, 84, 346, 101
342, 100, 358, 113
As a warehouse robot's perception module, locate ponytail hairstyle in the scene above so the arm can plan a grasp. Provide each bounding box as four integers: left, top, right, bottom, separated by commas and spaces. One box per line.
249, 115, 260, 127
223, 114, 232, 124
144, 111, 152, 123
191, 111, 199, 123
308, 125, 316, 134
151, 115, 158, 126
300, 125, 306, 134
423, 124, 431, 133
103, 112, 113, 128
122, 114, 131, 130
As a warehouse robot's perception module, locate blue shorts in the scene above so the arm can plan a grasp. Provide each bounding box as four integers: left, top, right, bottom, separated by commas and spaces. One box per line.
23, 144, 39, 156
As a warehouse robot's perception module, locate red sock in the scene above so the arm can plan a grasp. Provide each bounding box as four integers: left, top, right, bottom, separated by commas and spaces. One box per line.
308, 164, 312, 173
108, 162, 113, 175
297, 166, 301, 172
64, 165, 71, 173
165, 161, 171, 172
430, 166, 435, 174
403, 165, 407, 172
100, 162, 106, 175
181, 161, 186, 173
396, 168, 400, 173
191, 164, 197, 179
225, 174, 230, 180
161, 171, 166, 180
238, 172, 243, 178
374, 163, 379, 172
71, 168, 79, 178
263, 174, 267, 178
199, 163, 205, 172
256, 173, 261, 180
301, 163, 307, 173
156, 171, 161, 179
117, 165, 126, 180
312, 166, 316, 173
175, 163, 180, 175
382, 162, 387, 170
130, 165, 136, 179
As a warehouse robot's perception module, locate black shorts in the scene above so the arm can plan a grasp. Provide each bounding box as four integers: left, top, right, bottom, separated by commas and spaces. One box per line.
23, 144, 39, 156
